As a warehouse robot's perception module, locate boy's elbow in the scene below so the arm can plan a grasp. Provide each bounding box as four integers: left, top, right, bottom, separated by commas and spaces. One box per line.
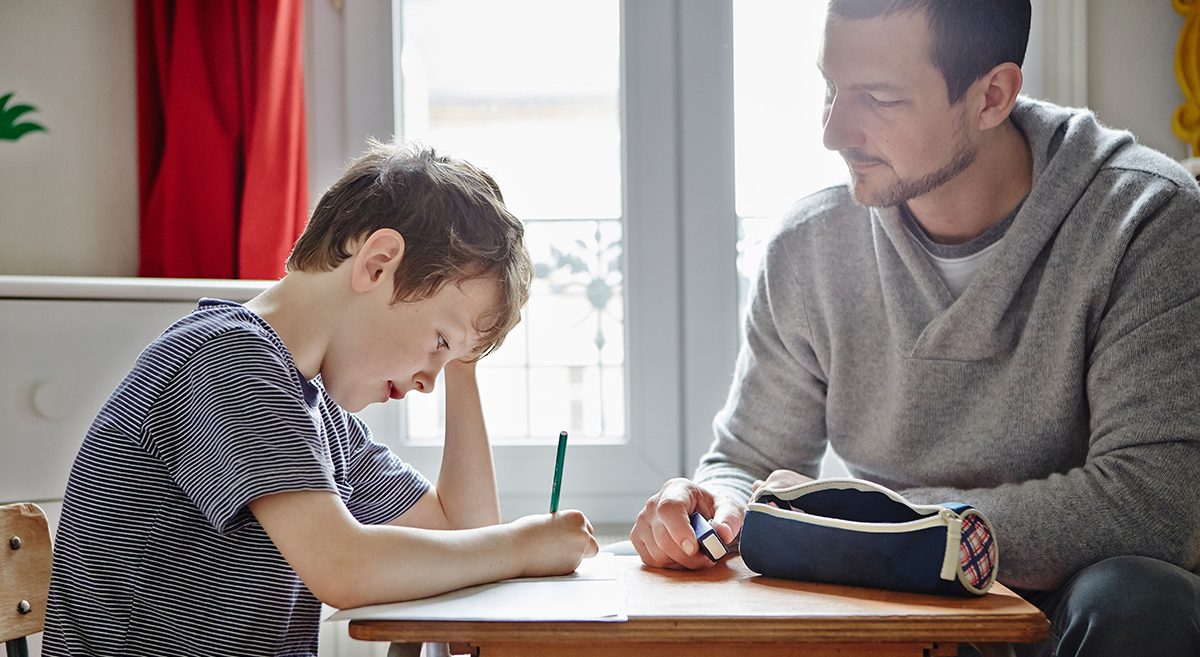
303, 564, 376, 610
312, 583, 365, 611
307, 572, 422, 610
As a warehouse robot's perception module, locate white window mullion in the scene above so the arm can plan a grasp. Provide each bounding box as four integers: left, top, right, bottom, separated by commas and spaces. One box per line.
618, 0, 686, 499
677, 0, 739, 474
1026, 0, 1088, 106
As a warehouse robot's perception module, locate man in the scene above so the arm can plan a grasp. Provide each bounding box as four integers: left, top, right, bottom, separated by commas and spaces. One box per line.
631, 2, 1200, 655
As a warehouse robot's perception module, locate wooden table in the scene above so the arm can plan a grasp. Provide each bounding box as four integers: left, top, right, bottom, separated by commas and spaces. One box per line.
349, 556, 1049, 657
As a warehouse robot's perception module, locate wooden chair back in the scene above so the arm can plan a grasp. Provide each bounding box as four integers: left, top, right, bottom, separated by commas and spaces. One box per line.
0, 503, 51, 649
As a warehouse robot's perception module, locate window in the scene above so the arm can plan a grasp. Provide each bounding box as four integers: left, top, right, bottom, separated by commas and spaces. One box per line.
733, 1, 846, 313
308, 0, 1055, 520
394, 0, 625, 444
309, 0, 686, 521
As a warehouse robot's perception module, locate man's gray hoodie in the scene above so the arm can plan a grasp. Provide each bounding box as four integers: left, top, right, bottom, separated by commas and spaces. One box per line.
697, 97, 1200, 590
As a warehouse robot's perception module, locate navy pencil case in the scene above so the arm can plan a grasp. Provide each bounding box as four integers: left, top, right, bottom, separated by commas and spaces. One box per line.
740, 478, 998, 596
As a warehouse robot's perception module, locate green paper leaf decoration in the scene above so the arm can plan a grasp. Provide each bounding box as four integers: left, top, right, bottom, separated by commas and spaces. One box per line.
0, 92, 48, 141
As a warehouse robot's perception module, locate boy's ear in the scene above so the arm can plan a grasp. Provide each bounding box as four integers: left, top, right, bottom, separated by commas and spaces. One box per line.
350, 229, 406, 294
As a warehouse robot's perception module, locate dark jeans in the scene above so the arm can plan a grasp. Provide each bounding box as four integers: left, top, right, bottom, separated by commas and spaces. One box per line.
1003, 555, 1200, 657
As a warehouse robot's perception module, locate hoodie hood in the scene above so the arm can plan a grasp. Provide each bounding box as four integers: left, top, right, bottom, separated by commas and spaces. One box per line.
871, 96, 1136, 360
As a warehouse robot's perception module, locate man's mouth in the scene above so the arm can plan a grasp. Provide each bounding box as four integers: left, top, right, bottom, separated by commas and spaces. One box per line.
843, 150, 885, 172
846, 158, 883, 172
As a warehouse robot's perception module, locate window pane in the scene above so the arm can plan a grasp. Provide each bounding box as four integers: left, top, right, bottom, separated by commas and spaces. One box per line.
734, 1, 846, 305
395, 0, 625, 445
397, 0, 621, 220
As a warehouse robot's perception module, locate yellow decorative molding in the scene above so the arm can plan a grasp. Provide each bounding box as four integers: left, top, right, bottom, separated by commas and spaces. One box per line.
1174, 0, 1200, 155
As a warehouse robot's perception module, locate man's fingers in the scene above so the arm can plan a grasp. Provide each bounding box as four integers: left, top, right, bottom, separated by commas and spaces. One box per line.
711, 498, 746, 545
632, 533, 672, 568
650, 518, 692, 563
662, 509, 701, 557
631, 478, 730, 570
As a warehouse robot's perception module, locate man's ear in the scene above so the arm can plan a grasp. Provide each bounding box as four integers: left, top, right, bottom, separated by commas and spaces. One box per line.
349, 229, 405, 294
976, 62, 1023, 131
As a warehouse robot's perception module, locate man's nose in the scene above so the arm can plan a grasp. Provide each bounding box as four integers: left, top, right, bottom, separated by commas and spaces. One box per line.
822, 96, 863, 152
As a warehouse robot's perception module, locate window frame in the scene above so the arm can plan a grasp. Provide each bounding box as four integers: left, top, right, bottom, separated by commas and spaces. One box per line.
304, 0, 1064, 524
305, 0, 740, 523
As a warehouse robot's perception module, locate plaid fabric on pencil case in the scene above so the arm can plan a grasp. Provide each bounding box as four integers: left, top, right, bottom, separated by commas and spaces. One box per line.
740, 478, 998, 596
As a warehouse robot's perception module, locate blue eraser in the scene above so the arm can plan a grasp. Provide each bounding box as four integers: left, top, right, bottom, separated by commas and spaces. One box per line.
689, 512, 728, 561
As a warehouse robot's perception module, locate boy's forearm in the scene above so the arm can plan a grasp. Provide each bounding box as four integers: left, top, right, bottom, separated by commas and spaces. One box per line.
333, 522, 522, 607
436, 361, 501, 527
253, 490, 524, 607
253, 490, 595, 609
330, 512, 595, 608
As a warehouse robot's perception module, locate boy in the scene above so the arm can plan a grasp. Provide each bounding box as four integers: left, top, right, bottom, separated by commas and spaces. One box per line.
43, 142, 599, 656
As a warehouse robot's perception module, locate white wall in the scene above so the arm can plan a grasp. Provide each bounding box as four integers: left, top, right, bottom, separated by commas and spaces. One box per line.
0, 0, 139, 276
1088, 0, 1187, 160
0, 0, 1190, 270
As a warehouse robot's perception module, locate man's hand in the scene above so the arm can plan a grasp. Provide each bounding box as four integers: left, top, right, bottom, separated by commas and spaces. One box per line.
751, 469, 813, 497
630, 478, 744, 570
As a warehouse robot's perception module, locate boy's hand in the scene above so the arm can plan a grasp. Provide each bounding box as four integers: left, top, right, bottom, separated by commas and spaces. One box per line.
443, 357, 478, 377
512, 510, 599, 578
630, 478, 744, 570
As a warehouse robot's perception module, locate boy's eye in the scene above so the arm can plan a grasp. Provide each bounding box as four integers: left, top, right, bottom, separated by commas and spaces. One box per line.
868, 95, 902, 108
437, 334, 449, 350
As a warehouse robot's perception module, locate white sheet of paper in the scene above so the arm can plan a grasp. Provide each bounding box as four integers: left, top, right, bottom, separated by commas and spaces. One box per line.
326, 555, 627, 623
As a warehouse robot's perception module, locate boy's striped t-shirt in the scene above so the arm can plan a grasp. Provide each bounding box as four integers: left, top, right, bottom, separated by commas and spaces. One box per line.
43, 299, 431, 656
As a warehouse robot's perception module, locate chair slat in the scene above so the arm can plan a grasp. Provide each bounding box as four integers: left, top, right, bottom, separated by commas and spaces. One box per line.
0, 503, 51, 644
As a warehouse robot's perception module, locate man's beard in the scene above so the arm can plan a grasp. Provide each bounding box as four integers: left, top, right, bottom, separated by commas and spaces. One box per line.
845, 121, 978, 208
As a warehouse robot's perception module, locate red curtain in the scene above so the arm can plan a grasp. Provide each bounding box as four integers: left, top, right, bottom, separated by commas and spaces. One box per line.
137, 0, 307, 280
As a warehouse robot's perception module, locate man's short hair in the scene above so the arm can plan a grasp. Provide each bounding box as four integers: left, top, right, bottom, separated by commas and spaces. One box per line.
827, 0, 1031, 104
287, 140, 532, 359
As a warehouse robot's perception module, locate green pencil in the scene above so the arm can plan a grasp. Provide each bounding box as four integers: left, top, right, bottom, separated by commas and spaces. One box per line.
549, 430, 569, 513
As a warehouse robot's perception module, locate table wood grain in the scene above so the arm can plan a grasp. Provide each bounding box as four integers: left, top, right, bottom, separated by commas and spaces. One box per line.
349, 556, 1048, 656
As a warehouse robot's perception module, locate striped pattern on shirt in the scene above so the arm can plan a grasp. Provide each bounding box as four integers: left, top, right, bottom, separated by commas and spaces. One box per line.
43, 299, 430, 656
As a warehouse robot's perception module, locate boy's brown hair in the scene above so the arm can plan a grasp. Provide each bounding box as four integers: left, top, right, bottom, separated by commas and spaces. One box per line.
287, 140, 532, 359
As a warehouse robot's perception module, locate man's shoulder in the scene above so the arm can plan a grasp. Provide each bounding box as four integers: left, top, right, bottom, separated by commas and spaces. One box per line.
781, 184, 859, 223
1102, 141, 1200, 195
1081, 141, 1200, 245
769, 184, 871, 250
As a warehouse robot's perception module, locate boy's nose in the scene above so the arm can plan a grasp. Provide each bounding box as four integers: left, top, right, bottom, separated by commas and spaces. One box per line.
413, 371, 435, 394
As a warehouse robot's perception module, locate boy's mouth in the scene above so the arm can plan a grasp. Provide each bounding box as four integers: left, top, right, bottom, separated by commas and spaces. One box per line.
388, 381, 405, 400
